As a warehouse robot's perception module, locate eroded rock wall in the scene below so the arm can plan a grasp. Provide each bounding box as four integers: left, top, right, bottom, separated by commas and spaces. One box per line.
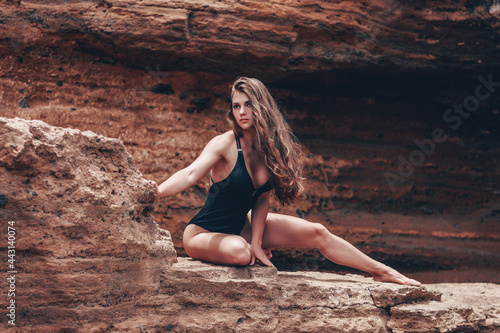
0, 117, 498, 332
0, 0, 499, 283
0, 117, 176, 330
0, 0, 498, 76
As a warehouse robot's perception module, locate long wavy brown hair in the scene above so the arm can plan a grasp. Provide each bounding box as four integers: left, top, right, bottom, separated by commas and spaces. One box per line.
227, 77, 304, 205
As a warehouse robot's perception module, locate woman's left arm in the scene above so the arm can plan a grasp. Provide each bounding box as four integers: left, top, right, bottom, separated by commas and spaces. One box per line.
250, 191, 274, 267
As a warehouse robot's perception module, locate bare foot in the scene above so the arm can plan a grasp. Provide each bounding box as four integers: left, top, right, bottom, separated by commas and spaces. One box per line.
372, 267, 421, 286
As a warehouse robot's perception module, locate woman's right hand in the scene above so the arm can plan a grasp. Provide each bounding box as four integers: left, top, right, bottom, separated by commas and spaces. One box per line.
250, 243, 274, 267
148, 180, 160, 198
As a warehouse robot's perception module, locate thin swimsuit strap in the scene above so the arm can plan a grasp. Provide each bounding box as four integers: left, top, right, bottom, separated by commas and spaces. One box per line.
234, 132, 243, 152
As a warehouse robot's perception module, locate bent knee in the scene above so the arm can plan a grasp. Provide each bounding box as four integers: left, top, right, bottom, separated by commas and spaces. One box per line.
224, 238, 252, 266
313, 223, 330, 247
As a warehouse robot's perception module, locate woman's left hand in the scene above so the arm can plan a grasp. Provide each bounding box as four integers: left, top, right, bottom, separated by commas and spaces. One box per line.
148, 179, 160, 198
250, 244, 274, 267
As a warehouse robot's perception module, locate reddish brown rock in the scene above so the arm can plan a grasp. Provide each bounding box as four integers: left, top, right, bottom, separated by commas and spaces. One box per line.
72, 258, 500, 332
0, 118, 498, 332
0, 117, 176, 331
388, 283, 500, 332
0, 0, 497, 77
0, 0, 498, 284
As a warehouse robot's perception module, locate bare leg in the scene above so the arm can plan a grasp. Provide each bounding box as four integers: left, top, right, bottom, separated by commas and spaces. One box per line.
183, 224, 252, 266
241, 213, 421, 286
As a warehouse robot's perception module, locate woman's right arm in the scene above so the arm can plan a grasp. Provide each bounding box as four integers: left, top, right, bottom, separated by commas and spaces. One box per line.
152, 133, 231, 199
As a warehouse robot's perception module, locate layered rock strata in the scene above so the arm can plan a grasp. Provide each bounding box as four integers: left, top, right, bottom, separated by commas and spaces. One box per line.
0, 0, 499, 283
0, 0, 498, 77
153, 258, 499, 333
1, 55, 498, 282
0, 117, 177, 330
0, 117, 498, 332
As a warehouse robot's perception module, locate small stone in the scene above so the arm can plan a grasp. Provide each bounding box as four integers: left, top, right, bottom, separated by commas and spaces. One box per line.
0, 194, 7, 207
150, 83, 174, 95
419, 205, 433, 215
32, 191, 38, 197
56, 80, 63, 86
142, 205, 154, 216
288, 57, 304, 65
191, 97, 211, 106
18, 97, 30, 109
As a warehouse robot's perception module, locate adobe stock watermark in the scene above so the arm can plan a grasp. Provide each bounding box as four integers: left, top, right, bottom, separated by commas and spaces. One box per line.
6, 220, 17, 326
384, 73, 499, 191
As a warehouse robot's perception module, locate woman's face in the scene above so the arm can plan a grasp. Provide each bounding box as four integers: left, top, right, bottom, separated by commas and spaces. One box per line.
232, 91, 254, 130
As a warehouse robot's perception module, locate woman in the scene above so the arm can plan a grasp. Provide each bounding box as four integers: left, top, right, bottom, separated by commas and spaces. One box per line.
149, 77, 420, 286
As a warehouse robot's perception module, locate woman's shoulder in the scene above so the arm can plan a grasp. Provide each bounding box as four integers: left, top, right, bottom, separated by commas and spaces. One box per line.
204, 131, 235, 153
209, 130, 234, 144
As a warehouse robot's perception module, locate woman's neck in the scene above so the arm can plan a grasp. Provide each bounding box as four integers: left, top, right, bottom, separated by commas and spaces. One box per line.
239, 127, 256, 140
239, 128, 257, 150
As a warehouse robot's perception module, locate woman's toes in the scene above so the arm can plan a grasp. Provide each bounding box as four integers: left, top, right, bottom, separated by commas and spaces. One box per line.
373, 269, 421, 286
405, 277, 422, 286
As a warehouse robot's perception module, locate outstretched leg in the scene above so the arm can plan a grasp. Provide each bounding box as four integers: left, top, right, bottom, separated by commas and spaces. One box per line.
241, 213, 420, 286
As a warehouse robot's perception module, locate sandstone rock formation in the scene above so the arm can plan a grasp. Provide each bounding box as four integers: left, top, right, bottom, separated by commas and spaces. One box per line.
0, 0, 498, 77
0, 0, 499, 284
0, 117, 177, 330
157, 258, 499, 333
0, 117, 498, 332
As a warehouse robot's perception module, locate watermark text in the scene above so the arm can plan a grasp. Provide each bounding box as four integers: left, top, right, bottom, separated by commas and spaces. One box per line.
6, 220, 17, 326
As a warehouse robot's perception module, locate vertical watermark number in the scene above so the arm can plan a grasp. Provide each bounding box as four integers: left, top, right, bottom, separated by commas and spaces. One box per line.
6, 221, 16, 326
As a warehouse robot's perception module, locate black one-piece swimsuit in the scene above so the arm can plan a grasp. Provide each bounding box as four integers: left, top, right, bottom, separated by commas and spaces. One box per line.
188, 133, 272, 235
